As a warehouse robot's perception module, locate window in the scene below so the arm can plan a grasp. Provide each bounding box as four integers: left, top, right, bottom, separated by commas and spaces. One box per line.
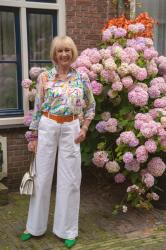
136, 0, 166, 56
0, 7, 22, 116
0, 0, 65, 125
27, 9, 57, 68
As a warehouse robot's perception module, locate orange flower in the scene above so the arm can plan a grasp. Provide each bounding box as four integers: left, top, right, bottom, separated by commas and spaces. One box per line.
102, 12, 158, 38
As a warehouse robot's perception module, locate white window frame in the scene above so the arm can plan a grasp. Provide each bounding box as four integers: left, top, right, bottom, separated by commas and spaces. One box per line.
0, 0, 66, 126
129, 0, 136, 20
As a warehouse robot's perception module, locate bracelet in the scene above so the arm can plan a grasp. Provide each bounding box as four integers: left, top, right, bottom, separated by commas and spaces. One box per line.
82, 125, 88, 132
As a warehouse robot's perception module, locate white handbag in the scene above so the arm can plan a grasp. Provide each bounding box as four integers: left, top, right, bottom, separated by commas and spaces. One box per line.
20, 154, 36, 195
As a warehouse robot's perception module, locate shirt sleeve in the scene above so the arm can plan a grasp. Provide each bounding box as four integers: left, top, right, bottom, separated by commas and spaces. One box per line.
82, 75, 96, 120
29, 72, 46, 131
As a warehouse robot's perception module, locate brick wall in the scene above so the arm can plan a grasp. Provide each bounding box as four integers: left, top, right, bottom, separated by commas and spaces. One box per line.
1, 1, 122, 191
0, 128, 31, 191
65, 0, 118, 53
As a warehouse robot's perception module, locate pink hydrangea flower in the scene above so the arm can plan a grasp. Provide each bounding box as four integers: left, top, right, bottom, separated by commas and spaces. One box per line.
114, 28, 127, 38
144, 140, 157, 153
75, 55, 92, 68
22, 79, 32, 88
142, 173, 154, 188
146, 192, 159, 201
102, 29, 112, 42
122, 152, 133, 164
140, 121, 158, 138
112, 81, 123, 91
91, 63, 103, 73
29, 67, 46, 80
144, 48, 158, 60
147, 157, 166, 177
154, 97, 166, 108
99, 48, 112, 59
147, 59, 158, 76
25, 131, 38, 142
88, 71, 97, 81
121, 76, 133, 89
125, 159, 140, 172
148, 85, 161, 99
135, 145, 148, 163
103, 58, 117, 71
81, 48, 101, 64
128, 86, 149, 107
135, 68, 147, 81
101, 69, 112, 82
124, 47, 138, 63
128, 23, 145, 33
92, 151, 109, 168
117, 63, 130, 77
105, 161, 120, 173
105, 118, 118, 133
91, 81, 103, 95
23, 110, 33, 126
96, 121, 107, 133
150, 77, 166, 94
114, 173, 126, 183
120, 131, 139, 147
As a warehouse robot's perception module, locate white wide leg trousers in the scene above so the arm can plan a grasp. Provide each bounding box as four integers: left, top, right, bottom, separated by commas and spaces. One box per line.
26, 115, 81, 239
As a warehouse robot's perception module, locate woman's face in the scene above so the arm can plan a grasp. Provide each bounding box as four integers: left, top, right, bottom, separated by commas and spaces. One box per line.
54, 46, 73, 68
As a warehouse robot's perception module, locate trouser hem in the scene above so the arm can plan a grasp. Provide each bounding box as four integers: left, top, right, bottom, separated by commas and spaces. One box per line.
26, 225, 46, 236
53, 229, 78, 239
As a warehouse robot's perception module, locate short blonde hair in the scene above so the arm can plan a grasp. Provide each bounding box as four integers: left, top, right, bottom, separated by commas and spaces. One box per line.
50, 36, 78, 64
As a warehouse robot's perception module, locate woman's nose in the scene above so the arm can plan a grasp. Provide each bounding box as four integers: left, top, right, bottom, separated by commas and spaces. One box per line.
62, 51, 67, 56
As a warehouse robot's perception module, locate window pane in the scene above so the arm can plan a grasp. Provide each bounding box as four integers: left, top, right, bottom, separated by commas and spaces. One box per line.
136, 0, 166, 56
0, 63, 18, 109
0, 11, 16, 61
28, 13, 53, 61
27, 0, 56, 2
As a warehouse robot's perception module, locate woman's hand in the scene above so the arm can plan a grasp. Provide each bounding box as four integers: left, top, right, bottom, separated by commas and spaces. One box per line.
75, 129, 87, 144
28, 140, 38, 153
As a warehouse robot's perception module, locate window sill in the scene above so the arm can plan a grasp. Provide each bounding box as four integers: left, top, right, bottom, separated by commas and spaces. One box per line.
0, 117, 25, 128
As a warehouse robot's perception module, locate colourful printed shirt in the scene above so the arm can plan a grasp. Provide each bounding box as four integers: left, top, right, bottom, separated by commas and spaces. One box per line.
29, 67, 96, 131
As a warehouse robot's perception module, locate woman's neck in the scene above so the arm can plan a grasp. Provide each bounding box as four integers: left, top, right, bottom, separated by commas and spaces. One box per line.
56, 66, 71, 76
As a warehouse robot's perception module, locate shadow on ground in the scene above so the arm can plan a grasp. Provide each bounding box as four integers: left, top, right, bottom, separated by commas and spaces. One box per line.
1, 167, 166, 250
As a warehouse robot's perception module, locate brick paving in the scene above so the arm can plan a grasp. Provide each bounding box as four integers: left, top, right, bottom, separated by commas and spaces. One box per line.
1, 178, 166, 250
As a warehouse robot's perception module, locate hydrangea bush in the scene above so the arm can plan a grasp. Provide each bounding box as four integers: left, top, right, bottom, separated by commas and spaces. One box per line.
71, 13, 166, 213
22, 13, 166, 213
22, 67, 46, 142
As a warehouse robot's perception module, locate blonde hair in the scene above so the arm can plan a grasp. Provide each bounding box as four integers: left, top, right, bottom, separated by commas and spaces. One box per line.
50, 36, 78, 64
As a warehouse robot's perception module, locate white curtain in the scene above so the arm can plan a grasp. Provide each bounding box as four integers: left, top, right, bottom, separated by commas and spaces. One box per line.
28, 13, 53, 61
0, 11, 17, 109
136, 0, 166, 56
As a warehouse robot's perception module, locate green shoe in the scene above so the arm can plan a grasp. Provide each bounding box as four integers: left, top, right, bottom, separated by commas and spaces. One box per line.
64, 239, 76, 248
20, 232, 32, 241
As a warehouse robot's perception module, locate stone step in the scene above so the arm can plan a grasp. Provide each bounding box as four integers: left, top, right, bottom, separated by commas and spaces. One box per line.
0, 182, 8, 205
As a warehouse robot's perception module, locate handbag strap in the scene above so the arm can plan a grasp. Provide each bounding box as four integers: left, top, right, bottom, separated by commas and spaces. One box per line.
29, 153, 36, 177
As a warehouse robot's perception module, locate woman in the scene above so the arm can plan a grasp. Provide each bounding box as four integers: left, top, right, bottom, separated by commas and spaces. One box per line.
20, 36, 95, 248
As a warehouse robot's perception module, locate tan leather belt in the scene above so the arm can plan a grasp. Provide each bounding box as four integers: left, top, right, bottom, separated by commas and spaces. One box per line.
43, 112, 78, 123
